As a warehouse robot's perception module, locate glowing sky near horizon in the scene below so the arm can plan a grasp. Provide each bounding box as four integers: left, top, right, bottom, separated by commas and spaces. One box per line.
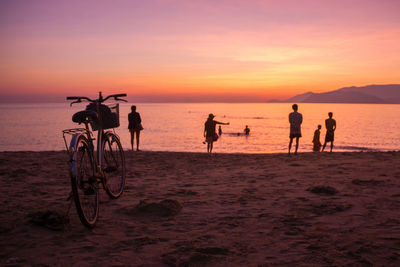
0, 0, 399, 101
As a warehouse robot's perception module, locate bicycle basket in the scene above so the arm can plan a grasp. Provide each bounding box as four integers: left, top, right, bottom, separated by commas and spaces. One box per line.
86, 103, 120, 131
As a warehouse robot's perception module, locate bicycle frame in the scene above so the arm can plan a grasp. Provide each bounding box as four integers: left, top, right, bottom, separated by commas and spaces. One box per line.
63, 92, 127, 179
94, 101, 105, 175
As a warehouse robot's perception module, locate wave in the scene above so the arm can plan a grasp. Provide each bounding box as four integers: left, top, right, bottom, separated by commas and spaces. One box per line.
335, 145, 378, 151
218, 116, 268, 120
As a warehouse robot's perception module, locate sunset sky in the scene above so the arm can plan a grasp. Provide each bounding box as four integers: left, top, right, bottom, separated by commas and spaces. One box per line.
1, 0, 399, 102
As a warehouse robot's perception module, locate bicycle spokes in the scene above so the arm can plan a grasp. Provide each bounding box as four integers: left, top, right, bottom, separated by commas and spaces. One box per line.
70, 136, 99, 228
103, 134, 125, 199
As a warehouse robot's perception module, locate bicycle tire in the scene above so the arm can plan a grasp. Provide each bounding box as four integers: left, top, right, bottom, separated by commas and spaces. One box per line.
102, 132, 126, 199
70, 135, 99, 228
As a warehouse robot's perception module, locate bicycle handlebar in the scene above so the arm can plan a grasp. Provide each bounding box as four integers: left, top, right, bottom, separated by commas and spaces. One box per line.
103, 93, 127, 102
66, 96, 92, 101
66, 92, 127, 105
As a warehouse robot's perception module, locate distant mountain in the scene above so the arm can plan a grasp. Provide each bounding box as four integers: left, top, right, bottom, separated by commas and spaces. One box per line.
282, 84, 400, 104
286, 91, 314, 102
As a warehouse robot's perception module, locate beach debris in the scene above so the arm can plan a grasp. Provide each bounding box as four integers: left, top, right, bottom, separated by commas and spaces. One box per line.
308, 186, 338, 196
134, 199, 182, 217
28, 210, 69, 231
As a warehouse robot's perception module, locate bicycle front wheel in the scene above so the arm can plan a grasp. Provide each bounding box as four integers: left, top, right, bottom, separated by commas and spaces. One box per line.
102, 133, 126, 199
70, 135, 99, 228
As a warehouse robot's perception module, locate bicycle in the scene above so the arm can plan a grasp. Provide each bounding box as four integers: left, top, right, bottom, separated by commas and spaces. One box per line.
62, 92, 127, 228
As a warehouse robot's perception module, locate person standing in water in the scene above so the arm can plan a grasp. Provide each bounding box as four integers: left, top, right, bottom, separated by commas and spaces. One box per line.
288, 104, 303, 155
204, 114, 229, 153
244, 125, 250, 135
218, 126, 222, 136
322, 112, 336, 152
312, 125, 322, 152
128, 105, 142, 151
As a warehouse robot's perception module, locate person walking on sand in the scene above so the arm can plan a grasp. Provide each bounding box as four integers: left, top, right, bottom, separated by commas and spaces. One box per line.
128, 105, 143, 151
322, 112, 336, 152
312, 125, 322, 152
288, 104, 303, 155
204, 114, 229, 153
218, 126, 222, 136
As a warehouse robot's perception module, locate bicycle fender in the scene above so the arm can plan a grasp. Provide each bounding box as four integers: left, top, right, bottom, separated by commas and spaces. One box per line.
69, 133, 85, 178
69, 133, 82, 157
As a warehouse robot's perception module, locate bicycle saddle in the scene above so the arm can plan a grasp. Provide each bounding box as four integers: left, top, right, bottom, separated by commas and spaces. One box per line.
72, 110, 98, 124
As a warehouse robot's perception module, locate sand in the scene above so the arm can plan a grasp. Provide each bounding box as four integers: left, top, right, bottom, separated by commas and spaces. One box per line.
1, 150, 400, 266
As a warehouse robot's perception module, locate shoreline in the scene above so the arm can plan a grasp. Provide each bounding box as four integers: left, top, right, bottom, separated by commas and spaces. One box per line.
1, 150, 400, 266
0, 149, 398, 154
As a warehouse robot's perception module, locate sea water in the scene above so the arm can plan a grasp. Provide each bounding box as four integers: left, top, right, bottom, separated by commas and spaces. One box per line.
0, 102, 399, 153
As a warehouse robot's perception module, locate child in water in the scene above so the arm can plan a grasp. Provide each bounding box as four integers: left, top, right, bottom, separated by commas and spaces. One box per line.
312, 125, 322, 152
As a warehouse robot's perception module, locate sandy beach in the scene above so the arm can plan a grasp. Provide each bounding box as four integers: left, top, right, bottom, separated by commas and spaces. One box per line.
1, 150, 400, 266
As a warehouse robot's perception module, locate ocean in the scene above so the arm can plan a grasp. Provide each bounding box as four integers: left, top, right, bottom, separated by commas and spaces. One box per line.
0, 102, 399, 153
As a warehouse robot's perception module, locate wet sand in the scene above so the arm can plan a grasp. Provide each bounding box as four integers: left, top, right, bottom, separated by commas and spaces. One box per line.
1, 151, 400, 266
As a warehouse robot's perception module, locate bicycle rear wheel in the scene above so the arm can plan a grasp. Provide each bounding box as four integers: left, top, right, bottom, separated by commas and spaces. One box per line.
70, 135, 99, 228
102, 133, 126, 199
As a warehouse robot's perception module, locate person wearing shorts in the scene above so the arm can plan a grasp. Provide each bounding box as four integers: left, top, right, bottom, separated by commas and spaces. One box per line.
288, 104, 303, 155
128, 105, 142, 151
322, 112, 336, 152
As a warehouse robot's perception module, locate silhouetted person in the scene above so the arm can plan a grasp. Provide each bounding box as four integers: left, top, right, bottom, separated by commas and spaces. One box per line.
312, 125, 322, 152
204, 113, 229, 153
128, 105, 142, 151
244, 125, 250, 135
218, 126, 222, 136
322, 112, 336, 152
288, 104, 303, 155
